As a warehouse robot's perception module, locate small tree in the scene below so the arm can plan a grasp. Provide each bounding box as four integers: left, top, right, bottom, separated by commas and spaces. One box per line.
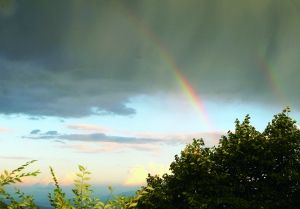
136, 108, 300, 209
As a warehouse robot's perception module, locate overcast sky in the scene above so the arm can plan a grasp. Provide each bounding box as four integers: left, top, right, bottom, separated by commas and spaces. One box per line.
1, 0, 300, 187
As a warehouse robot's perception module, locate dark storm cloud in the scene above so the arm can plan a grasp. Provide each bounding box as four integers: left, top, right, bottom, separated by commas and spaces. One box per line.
0, 0, 17, 17
1, 0, 300, 117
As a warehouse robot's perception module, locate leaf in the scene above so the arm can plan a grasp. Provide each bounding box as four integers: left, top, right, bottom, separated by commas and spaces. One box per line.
78, 165, 85, 172
129, 202, 138, 208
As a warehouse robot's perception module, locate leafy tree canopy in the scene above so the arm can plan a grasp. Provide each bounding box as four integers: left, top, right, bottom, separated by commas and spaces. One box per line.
136, 108, 300, 209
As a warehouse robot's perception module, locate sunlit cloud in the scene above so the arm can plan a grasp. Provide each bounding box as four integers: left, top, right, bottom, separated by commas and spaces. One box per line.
66, 123, 111, 133
59, 172, 77, 186
125, 131, 223, 146
124, 163, 170, 186
123, 166, 148, 186
20, 171, 76, 186
60, 142, 160, 153
0, 127, 12, 133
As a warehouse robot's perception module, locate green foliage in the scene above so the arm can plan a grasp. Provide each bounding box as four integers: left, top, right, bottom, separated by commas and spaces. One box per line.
0, 160, 40, 209
48, 167, 73, 209
0, 160, 142, 209
136, 108, 300, 209
72, 165, 94, 208
0, 160, 40, 187
48, 165, 139, 209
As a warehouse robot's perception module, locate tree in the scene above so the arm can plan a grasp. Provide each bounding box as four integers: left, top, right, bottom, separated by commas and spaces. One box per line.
136, 108, 300, 209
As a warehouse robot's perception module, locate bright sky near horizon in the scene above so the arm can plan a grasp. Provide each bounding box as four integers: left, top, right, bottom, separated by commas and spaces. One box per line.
1, 0, 300, 187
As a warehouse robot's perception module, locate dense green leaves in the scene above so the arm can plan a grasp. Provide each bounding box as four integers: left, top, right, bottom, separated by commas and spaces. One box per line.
136, 108, 300, 209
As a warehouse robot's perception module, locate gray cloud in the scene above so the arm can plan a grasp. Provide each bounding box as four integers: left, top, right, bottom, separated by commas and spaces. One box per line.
23, 130, 223, 147
23, 130, 223, 153
1, 0, 300, 117
24, 131, 161, 144
44, 131, 58, 135
28, 116, 44, 120
30, 129, 40, 134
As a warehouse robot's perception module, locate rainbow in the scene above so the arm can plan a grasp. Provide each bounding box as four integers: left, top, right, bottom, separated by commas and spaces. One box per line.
173, 69, 214, 130
256, 49, 286, 106
118, 4, 215, 131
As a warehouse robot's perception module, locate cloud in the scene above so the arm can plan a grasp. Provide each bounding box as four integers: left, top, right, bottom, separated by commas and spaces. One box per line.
30, 129, 41, 134
66, 124, 110, 132
58, 172, 77, 186
0, 57, 137, 117
123, 166, 148, 186
0, 127, 11, 133
24, 132, 161, 144
24, 130, 223, 145
23, 129, 223, 153
28, 116, 44, 121
125, 131, 223, 146
0, 0, 17, 17
0, 0, 300, 117
124, 163, 170, 186
44, 131, 58, 135
20, 171, 76, 186
0, 1, 299, 117
61, 142, 160, 153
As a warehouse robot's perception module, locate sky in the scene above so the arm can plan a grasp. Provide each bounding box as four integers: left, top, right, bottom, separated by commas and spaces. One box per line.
1, 0, 300, 189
